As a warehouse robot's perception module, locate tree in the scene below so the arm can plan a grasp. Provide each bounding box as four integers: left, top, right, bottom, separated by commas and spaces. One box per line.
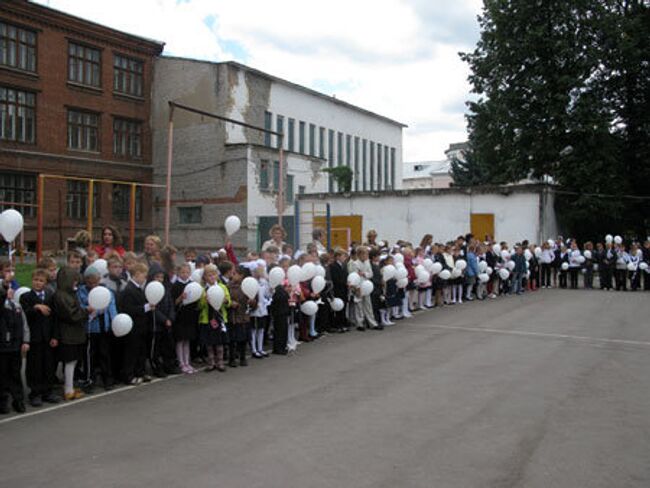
323, 166, 353, 193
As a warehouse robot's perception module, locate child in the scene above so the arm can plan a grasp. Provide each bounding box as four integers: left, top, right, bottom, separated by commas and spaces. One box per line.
540, 242, 554, 288
20, 268, 59, 406
53, 266, 89, 401
558, 245, 569, 289
0, 282, 29, 413
0, 258, 19, 290
568, 241, 581, 290
465, 244, 479, 301
329, 248, 349, 332
77, 267, 118, 392
227, 266, 256, 367
614, 244, 628, 291
36, 256, 59, 294
147, 263, 178, 377
121, 252, 139, 282
249, 264, 271, 358
172, 264, 199, 374
269, 266, 290, 355
511, 246, 527, 295
66, 250, 84, 273
380, 256, 397, 326
120, 262, 151, 384
348, 247, 380, 330
198, 264, 228, 372
102, 255, 128, 298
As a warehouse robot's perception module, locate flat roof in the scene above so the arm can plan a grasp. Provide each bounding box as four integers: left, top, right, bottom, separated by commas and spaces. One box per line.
160, 56, 407, 128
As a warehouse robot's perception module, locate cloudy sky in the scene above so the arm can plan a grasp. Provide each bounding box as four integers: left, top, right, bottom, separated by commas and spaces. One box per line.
37, 0, 482, 161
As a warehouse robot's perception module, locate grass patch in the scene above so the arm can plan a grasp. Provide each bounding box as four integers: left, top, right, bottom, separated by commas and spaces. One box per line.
14, 263, 35, 287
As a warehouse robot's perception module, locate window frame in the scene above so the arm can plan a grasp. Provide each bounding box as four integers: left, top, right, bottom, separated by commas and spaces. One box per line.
67, 41, 102, 88
113, 53, 144, 98
0, 171, 36, 218
112, 117, 142, 159
0, 21, 37, 73
67, 108, 100, 152
178, 206, 202, 225
111, 184, 142, 221
0, 85, 36, 144
66, 180, 100, 220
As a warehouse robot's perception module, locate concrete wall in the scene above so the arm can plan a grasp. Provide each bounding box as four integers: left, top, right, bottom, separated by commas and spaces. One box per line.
299, 185, 557, 246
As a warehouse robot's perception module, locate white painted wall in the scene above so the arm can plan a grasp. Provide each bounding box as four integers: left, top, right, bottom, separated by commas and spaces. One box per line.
300, 187, 556, 246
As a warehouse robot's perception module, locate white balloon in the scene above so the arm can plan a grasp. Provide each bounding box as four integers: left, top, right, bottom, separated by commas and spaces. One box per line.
640, 262, 648, 271
311, 275, 326, 294
330, 298, 345, 312
88, 286, 111, 311
486, 266, 493, 276
455, 259, 467, 271
415, 264, 426, 277
191, 268, 204, 283
315, 265, 326, 278
395, 266, 408, 280
0, 209, 24, 242
431, 262, 443, 275
241, 276, 259, 300
534, 247, 542, 258
498, 268, 510, 280
381, 264, 396, 281
451, 268, 462, 279
524, 249, 533, 261
627, 262, 636, 271
501, 250, 510, 260
423, 259, 434, 271
439, 269, 451, 280
547, 239, 555, 247
593, 264, 599, 271
224, 215, 241, 236
583, 250, 592, 260
145, 281, 165, 305
347, 272, 361, 287
207, 285, 225, 309
561, 262, 569, 271
417, 269, 431, 284
577, 256, 586, 264
614, 235, 622, 245
397, 277, 409, 288
393, 253, 404, 264
268, 267, 285, 288
13, 286, 30, 308
93, 259, 108, 277
361, 280, 374, 296
300, 301, 318, 316
605, 234, 613, 243
506, 261, 515, 271
111, 313, 133, 337
478, 261, 488, 273
287, 265, 302, 286
493, 244, 501, 255
301, 262, 316, 281
183, 282, 203, 304
478, 273, 489, 283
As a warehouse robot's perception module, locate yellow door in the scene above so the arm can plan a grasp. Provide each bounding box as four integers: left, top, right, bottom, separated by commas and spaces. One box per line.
314, 215, 363, 250
470, 213, 495, 242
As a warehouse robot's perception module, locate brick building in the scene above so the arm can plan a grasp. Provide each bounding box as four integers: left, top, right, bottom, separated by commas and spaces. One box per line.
0, 0, 163, 253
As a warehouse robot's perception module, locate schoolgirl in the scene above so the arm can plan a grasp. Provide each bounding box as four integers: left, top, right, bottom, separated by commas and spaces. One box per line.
451, 247, 464, 304
599, 242, 616, 290
227, 266, 256, 367
614, 244, 629, 291
250, 264, 271, 358
539, 242, 553, 289
171, 263, 199, 374
442, 245, 455, 304
568, 241, 582, 290
558, 245, 569, 289
628, 243, 641, 291
583, 242, 595, 289
198, 264, 228, 372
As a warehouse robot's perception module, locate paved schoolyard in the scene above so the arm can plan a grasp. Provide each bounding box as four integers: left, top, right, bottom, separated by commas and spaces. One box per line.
2, 288, 650, 488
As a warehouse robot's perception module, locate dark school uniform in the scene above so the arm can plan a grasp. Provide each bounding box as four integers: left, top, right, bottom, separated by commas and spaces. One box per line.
0, 287, 28, 409
269, 285, 290, 354
119, 280, 149, 381
171, 280, 199, 342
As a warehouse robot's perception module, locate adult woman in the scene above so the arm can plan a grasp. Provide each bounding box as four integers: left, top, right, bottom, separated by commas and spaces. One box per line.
94, 225, 126, 258
142, 235, 162, 265
364, 229, 378, 248
312, 228, 326, 254
262, 225, 287, 252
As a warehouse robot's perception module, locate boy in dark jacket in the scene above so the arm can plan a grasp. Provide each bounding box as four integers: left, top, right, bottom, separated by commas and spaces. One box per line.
119, 262, 150, 385
269, 269, 290, 355
147, 263, 179, 377
20, 268, 59, 406
0, 282, 29, 413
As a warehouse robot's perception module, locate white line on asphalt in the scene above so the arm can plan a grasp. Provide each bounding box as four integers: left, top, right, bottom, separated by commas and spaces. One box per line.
0, 369, 202, 426
423, 324, 650, 347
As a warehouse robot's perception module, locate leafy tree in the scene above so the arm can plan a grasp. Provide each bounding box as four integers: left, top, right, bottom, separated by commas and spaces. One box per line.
323, 166, 353, 193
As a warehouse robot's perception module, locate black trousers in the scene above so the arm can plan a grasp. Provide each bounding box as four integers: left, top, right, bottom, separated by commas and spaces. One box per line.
148, 329, 176, 373
271, 314, 288, 354
629, 271, 640, 291
540, 264, 551, 287
122, 328, 147, 380
569, 268, 579, 289
584, 269, 594, 288
644, 270, 650, 291
0, 351, 24, 403
26, 342, 55, 399
600, 266, 613, 289
559, 271, 568, 288
85, 333, 113, 386
615, 269, 627, 290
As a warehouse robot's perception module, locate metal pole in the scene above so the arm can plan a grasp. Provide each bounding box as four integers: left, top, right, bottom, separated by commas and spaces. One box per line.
294, 199, 300, 250
87, 179, 94, 241
278, 136, 285, 229
36, 174, 44, 262
164, 105, 175, 246
326, 203, 331, 250
129, 183, 137, 251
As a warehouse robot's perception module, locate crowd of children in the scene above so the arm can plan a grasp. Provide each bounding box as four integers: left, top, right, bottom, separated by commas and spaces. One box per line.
1, 225, 649, 415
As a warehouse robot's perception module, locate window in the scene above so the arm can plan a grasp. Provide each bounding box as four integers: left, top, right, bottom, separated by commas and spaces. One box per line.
362, 139, 367, 191
0, 171, 36, 218
0, 86, 35, 143
346, 135, 351, 167
377, 143, 382, 190
113, 118, 142, 158
112, 184, 142, 221
354, 137, 360, 192
319, 127, 325, 159
260, 159, 269, 191
276, 115, 284, 149
179, 206, 201, 224
0, 22, 36, 72
286, 174, 294, 204
298, 185, 306, 195
337, 132, 343, 166
384, 146, 389, 189
113, 54, 143, 97
309, 123, 316, 157
328, 129, 334, 192
66, 180, 99, 220
370, 142, 375, 190
68, 109, 99, 151
287, 118, 295, 152
264, 111, 272, 147
299, 121, 305, 154
68, 42, 101, 87
390, 147, 396, 189
273, 160, 280, 190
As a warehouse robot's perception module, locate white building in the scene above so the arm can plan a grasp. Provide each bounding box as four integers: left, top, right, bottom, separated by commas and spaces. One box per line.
402, 141, 468, 190
151, 58, 405, 250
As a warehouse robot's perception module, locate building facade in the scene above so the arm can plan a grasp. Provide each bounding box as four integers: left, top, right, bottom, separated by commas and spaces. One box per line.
402, 160, 453, 189
0, 0, 163, 252
151, 58, 405, 251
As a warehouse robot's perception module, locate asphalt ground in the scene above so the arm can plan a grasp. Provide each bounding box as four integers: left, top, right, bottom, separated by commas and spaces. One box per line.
2, 288, 650, 488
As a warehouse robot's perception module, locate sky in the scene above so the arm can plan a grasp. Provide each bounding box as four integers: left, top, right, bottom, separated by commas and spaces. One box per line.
37, 0, 482, 162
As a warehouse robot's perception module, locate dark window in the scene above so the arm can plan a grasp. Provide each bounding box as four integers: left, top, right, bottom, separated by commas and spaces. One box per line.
390, 147, 396, 189
113, 118, 142, 158
309, 123, 316, 156
113, 54, 143, 97
66, 180, 99, 220
319, 127, 325, 158
273, 160, 280, 189
369, 142, 375, 190
384, 146, 389, 189
276, 115, 284, 149
286, 174, 294, 204
0, 171, 36, 217
264, 111, 272, 147
0, 22, 36, 72
68, 110, 99, 151
354, 137, 360, 192
287, 118, 295, 152
377, 143, 382, 191
179, 206, 201, 224
346, 134, 351, 167
299, 121, 305, 154
328, 129, 334, 192
362, 139, 367, 191
337, 132, 343, 166
112, 184, 142, 221
0, 86, 35, 143
68, 42, 101, 87
260, 159, 269, 191
298, 185, 306, 195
